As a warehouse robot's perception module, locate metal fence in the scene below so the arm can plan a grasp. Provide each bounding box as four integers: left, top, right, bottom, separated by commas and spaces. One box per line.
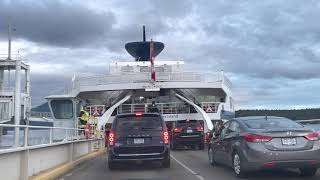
67, 72, 233, 94
0, 124, 102, 150
30, 111, 52, 118
117, 102, 220, 114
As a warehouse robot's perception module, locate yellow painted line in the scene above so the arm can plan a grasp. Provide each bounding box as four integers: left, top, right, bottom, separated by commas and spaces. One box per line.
29, 150, 106, 180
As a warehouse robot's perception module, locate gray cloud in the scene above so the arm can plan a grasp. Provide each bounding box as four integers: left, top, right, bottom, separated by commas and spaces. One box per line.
176, 0, 320, 80
0, 0, 116, 47
1, 0, 320, 109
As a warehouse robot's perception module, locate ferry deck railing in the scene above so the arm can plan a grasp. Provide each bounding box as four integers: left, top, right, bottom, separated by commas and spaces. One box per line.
0, 124, 101, 150
118, 102, 221, 114
0, 124, 104, 180
67, 72, 232, 94
30, 111, 52, 118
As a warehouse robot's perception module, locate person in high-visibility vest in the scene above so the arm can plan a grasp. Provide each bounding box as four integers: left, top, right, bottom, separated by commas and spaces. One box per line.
79, 108, 90, 135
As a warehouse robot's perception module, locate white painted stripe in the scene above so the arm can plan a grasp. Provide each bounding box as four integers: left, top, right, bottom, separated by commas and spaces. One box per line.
171, 154, 205, 180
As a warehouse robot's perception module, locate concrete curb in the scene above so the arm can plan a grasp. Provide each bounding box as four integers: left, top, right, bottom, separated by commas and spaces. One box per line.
29, 150, 106, 180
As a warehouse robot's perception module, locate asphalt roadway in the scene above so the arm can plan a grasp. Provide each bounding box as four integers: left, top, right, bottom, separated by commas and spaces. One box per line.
60, 148, 320, 180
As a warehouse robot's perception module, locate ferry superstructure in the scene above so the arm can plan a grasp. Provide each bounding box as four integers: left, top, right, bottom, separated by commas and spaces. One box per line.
46, 27, 235, 133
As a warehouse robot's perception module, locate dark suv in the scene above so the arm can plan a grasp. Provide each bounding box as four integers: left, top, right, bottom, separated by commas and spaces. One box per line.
170, 120, 205, 150
107, 113, 170, 169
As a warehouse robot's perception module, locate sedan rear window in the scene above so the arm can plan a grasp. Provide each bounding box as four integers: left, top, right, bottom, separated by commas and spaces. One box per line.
115, 115, 162, 132
243, 118, 303, 129
176, 120, 201, 128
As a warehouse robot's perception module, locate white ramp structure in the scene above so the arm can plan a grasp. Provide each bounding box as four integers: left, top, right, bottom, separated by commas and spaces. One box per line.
97, 95, 131, 130
175, 93, 213, 131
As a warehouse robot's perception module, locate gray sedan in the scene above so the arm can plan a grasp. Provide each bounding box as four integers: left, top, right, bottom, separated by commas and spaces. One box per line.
208, 116, 320, 178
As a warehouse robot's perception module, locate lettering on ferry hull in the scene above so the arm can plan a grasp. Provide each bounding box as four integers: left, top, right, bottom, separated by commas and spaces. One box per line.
162, 114, 178, 121
143, 83, 162, 91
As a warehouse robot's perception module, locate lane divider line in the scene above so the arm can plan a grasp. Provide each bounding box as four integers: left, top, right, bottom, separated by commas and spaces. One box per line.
171, 154, 205, 180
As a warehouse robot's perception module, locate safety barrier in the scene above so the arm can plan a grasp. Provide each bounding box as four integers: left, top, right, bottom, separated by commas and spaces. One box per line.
118, 102, 220, 114
67, 72, 233, 94
0, 124, 105, 180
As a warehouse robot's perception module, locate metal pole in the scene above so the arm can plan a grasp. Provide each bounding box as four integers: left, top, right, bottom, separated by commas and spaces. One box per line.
49, 128, 53, 144
24, 126, 28, 147
14, 60, 21, 147
7, 17, 12, 60
25, 65, 30, 94
0, 68, 4, 91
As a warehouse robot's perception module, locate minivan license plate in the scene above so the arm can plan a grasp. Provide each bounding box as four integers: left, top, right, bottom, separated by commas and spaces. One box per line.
134, 138, 144, 144
281, 138, 296, 146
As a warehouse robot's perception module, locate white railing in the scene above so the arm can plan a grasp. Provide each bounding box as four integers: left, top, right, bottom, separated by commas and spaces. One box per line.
30, 111, 52, 118
66, 72, 232, 94
201, 102, 220, 113
0, 54, 26, 61
118, 102, 221, 114
0, 124, 102, 150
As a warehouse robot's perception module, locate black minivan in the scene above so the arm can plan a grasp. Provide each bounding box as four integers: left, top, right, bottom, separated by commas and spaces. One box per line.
108, 113, 170, 169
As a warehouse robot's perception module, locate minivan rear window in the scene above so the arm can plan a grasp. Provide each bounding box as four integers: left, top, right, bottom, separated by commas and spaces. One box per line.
115, 115, 162, 132
243, 118, 303, 129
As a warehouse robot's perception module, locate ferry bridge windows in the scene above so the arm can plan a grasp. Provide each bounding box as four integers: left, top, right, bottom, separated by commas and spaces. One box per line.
51, 100, 73, 119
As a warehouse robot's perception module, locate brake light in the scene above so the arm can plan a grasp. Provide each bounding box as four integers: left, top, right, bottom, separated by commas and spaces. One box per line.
163, 130, 169, 144
196, 127, 204, 131
135, 112, 143, 116
304, 132, 319, 141
174, 127, 183, 133
244, 134, 272, 142
108, 132, 115, 146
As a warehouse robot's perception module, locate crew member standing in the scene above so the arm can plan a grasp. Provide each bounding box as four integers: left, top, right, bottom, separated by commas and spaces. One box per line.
79, 107, 90, 135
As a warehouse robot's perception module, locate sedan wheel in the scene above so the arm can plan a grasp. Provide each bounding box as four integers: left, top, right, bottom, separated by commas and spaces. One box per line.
233, 152, 247, 178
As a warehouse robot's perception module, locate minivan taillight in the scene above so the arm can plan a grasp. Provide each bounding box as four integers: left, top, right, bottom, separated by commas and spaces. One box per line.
304, 132, 319, 141
174, 127, 183, 133
244, 134, 272, 142
109, 132, 115, 146
196, 127, 204, 132
163, 130, 169, 144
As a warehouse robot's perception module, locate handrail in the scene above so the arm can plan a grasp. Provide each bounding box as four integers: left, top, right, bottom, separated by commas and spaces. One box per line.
66, 71, 233, 94
0, 124, 78, 130
0, 124, 103, 152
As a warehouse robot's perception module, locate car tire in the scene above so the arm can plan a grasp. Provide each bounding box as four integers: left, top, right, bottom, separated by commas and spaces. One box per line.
208, 147, 217, 166
162, 157, 170, 168
232, 152, 248, 178
108, 160, 117, 170
300, 168, 317, 177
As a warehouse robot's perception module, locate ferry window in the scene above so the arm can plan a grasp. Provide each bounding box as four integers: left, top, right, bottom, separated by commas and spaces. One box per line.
51, 100, 73, 119
198, 95, 216, 102
0, 102, 10, 120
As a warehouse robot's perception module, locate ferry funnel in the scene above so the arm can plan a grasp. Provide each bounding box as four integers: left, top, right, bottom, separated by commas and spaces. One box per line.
125, 26, 164, 61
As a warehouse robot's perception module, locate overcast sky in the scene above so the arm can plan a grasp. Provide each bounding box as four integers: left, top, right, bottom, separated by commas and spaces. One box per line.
1, 0, 320, 109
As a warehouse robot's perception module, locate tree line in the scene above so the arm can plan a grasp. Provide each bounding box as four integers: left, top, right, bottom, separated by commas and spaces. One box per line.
235, 108, 320, 120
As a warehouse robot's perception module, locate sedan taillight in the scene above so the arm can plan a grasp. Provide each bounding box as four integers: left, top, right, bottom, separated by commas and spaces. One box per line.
304, 132, 319, 141
244, 134, 272, 142
163, 130, 169, 144
173, 127, 183, 133
108, 132, 115, 146
196, 127, 204, 132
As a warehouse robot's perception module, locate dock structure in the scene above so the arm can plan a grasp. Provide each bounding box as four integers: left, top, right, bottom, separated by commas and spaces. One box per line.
0, 54, 31, 147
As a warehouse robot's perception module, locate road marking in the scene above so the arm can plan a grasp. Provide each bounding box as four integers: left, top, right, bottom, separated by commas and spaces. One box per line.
171, 154, 205, 180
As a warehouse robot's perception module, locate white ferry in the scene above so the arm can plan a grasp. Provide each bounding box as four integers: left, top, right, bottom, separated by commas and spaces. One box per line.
45, 27, 235, 135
